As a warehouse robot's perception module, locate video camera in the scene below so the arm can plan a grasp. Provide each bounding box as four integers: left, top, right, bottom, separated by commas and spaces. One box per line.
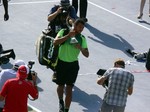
27, 60, 36, 80
0, 44, 16, 65
97, 69, 108, 88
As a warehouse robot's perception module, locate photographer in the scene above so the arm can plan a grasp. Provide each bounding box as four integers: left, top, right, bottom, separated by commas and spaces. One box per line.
0, 60, 25, 112
47, 0, 77, 37
0, 65, 38, 112
97, 59, 134, 112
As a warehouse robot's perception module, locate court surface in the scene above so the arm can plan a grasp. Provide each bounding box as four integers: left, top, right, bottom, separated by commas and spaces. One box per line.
0, 0, 150, 112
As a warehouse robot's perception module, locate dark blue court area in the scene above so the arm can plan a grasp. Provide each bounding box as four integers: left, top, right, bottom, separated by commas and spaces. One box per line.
0, 0, 150, 112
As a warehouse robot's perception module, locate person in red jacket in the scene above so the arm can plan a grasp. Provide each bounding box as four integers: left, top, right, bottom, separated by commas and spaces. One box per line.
0, 65, 38, 112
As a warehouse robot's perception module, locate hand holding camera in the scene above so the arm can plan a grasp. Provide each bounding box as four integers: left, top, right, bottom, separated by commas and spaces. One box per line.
30, 71, 37, 86
57, 7, 63, 14
97, 69, 108, 88
27, 61, 37, 81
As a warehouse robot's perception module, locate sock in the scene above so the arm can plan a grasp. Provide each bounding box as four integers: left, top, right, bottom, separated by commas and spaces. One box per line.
64, 108, 69, 112
59, 99, 64, 111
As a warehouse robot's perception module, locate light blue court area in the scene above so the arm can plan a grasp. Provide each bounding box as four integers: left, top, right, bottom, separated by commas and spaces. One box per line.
0, 0, 150, 112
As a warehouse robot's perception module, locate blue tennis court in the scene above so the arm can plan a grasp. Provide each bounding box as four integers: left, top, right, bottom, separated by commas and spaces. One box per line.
0, 0, 150, 112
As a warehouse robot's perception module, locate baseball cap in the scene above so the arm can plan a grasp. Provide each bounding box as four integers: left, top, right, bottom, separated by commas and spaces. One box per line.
60, 0, 70, 6
17, 65, 29, 79
14, 60, 25, 68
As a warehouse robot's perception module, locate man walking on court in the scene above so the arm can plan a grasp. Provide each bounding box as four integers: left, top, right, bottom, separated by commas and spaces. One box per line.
53, 18, 89, 112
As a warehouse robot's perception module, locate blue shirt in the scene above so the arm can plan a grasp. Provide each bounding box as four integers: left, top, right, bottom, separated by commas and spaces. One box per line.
103, 67, 134, 106
48, 5, 77, 19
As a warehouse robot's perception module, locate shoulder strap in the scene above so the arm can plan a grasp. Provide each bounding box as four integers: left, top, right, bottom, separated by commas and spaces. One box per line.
63, 28, 69, 36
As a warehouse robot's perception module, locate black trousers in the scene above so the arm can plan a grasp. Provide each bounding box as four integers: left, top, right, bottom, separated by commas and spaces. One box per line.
72, 0, 88, 18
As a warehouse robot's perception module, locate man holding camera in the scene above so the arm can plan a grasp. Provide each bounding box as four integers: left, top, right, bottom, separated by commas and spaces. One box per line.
47, 0, 77, 37
97, 59, 134, 112
0, 60, 26, 111
0, 65, 38, 112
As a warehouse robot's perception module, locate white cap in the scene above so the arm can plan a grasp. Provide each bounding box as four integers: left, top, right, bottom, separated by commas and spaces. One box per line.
14, 60, 25, 67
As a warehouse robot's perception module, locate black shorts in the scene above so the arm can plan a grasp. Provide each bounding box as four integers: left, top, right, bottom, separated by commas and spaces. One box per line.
55, 59, 79, 86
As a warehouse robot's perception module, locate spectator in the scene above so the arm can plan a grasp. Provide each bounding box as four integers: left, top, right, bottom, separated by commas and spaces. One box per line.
72, 0, 88, 22
137, 0, 150, 19
2, 0, 9, 21
0, 65, 38, 112
53, 18, 89, 112
0, 59, 25, 112
97, 59, 134, 112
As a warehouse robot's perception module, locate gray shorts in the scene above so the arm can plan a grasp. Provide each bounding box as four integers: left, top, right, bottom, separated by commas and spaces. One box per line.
99, 101, 125, 112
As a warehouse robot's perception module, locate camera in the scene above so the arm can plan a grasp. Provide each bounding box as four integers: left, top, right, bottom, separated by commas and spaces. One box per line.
27, 60, 36, 80
134, 52, 147, 60
0, 44, 16, 65
97, 69, 108, 88
60, 6, 70, 17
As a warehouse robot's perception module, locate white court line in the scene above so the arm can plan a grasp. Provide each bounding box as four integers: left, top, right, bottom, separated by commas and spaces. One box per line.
9, 0, 58, 5
28, 104, 42, 112
9, 0, 150, 31
88, 1, 150, 31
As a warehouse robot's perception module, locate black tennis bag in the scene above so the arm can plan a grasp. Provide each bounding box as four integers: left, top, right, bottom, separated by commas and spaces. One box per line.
36, 33, 59, 71
36, 29, 69, 71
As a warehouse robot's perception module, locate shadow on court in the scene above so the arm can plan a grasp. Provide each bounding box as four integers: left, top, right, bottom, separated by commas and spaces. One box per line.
86, 23, 135, 57
72, 86, 102, 112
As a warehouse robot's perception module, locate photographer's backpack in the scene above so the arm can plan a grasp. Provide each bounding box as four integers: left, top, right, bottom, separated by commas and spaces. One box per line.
36, 29, 69, 71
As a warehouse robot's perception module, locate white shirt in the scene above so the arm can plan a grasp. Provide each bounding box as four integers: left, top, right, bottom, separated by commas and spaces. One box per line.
0, 69, 17, 108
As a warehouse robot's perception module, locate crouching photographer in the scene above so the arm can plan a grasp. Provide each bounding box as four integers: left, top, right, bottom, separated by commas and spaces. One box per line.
97, 59, 134, 112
